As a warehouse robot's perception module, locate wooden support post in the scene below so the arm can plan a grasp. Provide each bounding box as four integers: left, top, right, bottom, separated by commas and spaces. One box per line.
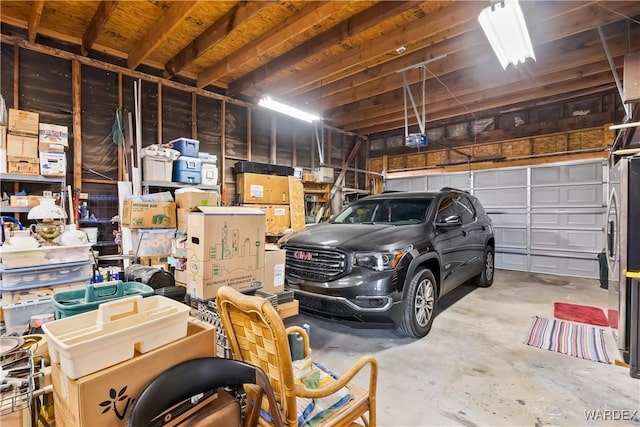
118, 72, 124, 181
157, 82, 162, 145
247, 107, 252, 161
191, 92, 197, 139
221, 100, 226, 202
270, 116, 277, 165
72, 60, 82, 192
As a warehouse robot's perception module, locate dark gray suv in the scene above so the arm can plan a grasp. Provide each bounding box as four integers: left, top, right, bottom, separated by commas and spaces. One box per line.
279, 188, 495, 338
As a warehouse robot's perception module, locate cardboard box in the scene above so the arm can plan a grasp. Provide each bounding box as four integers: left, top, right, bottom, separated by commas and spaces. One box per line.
237, 173, 290, 204
314, 166, 335, 183
121, 200, 176, 229
10, 195, 42, 208
175, 190, 219, 210
177, 207, 189, 231
7, 134, 39, 159
0, 125, 6, 148
253, 204, 291, 235
263, 245, 286, 294
39, 141, 66, 153
185, 206, 265, 300
8, 108, 39, 136
39, 123, 69, 147
39, 151, 66, 176
51, 320, 215, 427
7, 158, 40, 175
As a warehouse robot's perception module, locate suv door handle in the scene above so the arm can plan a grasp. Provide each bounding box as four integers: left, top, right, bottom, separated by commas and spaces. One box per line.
461, 230, 467, 237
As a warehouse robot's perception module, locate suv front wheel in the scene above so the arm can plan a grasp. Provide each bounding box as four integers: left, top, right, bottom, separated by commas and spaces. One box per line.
398, 268, 438, 338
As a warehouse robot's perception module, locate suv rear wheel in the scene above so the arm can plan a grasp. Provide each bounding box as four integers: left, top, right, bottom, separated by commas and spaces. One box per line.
398, 268, 438, 338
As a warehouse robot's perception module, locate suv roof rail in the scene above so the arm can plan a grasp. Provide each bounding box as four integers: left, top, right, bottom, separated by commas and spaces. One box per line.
439, 187, 470, 194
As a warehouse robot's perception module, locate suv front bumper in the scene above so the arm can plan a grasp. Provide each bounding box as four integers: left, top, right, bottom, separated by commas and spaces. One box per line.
286, 267, 407, 326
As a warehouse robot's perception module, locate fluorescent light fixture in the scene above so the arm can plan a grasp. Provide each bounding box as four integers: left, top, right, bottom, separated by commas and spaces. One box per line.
258, 95, 320, 123
609, 121, 640, 130
478, 0, 536, 70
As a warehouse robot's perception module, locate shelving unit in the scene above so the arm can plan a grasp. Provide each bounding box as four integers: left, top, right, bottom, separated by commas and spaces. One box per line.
0, 173, 66, 223
142, 181, 220, 195
302, 182, 330, 223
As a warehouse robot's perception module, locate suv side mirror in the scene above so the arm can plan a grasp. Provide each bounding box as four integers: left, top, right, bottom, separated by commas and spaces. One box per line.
436, 215, 462, 227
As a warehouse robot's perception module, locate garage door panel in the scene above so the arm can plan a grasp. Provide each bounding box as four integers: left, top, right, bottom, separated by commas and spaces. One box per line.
530, 254, 599, 278
489, 212, 527, 227
386, 177, 427, 191
531, 161, 602, 185
530, 212, 602, 228
531, 184, 602, 207
475, 188, 527, 208
530, 229, 602, 252
426, 174, 470, 191
495, 228, 527, 248
474, 169, 527, 188
495, 252, 527, 271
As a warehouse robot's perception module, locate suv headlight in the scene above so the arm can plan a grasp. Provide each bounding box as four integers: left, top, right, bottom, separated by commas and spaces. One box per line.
353, 246, 412, 271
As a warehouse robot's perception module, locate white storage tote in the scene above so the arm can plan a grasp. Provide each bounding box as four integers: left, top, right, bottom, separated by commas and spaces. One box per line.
41, 295, 190, 379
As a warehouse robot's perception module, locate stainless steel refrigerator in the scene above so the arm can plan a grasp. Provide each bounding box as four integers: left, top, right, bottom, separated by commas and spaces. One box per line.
607, 155, 640, 378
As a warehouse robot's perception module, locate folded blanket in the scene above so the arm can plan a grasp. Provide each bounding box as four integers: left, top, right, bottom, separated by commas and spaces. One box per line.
292, 358, 353, 427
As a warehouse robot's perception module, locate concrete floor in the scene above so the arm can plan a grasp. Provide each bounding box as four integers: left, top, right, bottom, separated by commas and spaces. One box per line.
285, 269, 640, 427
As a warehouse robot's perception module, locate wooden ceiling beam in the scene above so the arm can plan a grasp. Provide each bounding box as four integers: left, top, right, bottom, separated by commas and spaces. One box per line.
338, 56, 623, 129
272, 2, 486, 97
315, 2, 638, 112
81, 0, 120, 56
356, 74, 617, 135
272, 0, 592, 99
226, 1, 420, 96
344, 63, 621, 135
164, 1, 269, 78
28, 0, 45, 43
324, 22, 631, 114
196, 1, 342, 89
127, 0, 198, 70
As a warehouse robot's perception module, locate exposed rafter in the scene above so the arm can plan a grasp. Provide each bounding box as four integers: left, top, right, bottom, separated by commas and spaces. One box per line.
127, 0, 198, 70
28, 0, 45, 43
81, 0, 119, 56
164, 1, 269, 78
226, 1, 419, 96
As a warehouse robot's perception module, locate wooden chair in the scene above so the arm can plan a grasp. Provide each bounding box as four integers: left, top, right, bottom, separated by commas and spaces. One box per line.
216, 286, 378, 427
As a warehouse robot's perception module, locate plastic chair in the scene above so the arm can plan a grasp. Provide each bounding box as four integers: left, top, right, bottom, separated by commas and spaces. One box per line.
126, 357, 284, 427
216, 286, 378, 427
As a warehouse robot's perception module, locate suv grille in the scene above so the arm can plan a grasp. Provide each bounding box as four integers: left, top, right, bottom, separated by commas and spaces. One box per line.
284, 246, 347, 281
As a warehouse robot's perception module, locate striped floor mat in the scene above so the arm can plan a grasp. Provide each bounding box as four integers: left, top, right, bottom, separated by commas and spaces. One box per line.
524, 316, 611, 364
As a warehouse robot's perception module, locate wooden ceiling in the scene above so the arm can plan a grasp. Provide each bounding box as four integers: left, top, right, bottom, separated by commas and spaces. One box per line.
1, 1, 639, 136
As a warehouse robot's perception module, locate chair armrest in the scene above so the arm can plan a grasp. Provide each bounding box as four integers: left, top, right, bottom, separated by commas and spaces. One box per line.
285, 325, 310, 358
292, 355, 378, 399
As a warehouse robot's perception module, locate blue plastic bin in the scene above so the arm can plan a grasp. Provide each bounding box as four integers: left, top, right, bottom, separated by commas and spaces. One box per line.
53, 280, 154, 318
173, 156, 202, 184
169, 138, 199, 157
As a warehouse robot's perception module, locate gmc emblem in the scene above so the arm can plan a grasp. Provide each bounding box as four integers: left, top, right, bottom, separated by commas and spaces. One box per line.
293, 250, 314, 261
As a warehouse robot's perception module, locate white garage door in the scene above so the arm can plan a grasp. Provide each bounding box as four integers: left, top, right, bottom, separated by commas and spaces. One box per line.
385, 159, 607, 279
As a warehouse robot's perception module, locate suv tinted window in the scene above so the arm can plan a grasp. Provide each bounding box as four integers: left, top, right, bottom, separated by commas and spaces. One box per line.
457, 196, 475, 224
436, 196, 457, 223
333, 198, 432, 224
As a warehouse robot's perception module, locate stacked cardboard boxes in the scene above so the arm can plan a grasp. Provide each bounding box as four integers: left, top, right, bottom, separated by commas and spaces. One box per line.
236, 172, 292, 234
39, 123, 68, 176
6, 109, 40, 175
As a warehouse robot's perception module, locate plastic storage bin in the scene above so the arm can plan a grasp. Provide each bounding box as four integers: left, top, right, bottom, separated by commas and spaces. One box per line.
0, 260, 93, 289
3, 297, 55, 334
0, 244, 92, 269
53, 280, 155, 318
42, 295, 190, 379
173, 156, 202, 184
143, 156, 173, 182
169, 138, 199, 158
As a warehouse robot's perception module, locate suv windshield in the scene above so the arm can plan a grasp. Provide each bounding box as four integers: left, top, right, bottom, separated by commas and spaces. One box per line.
331, 198, 433, 225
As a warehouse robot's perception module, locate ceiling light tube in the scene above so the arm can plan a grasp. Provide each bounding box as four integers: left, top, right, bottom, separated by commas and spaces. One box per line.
609, 121, 640, 130
478, 0, 535, 70
258, 95, 320, 123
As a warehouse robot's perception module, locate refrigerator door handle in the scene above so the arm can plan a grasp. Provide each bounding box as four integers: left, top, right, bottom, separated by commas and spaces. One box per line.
606, 187, 619, 273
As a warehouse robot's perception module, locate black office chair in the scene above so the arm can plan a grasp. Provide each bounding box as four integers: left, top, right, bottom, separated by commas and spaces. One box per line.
126, 357, 284, 427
